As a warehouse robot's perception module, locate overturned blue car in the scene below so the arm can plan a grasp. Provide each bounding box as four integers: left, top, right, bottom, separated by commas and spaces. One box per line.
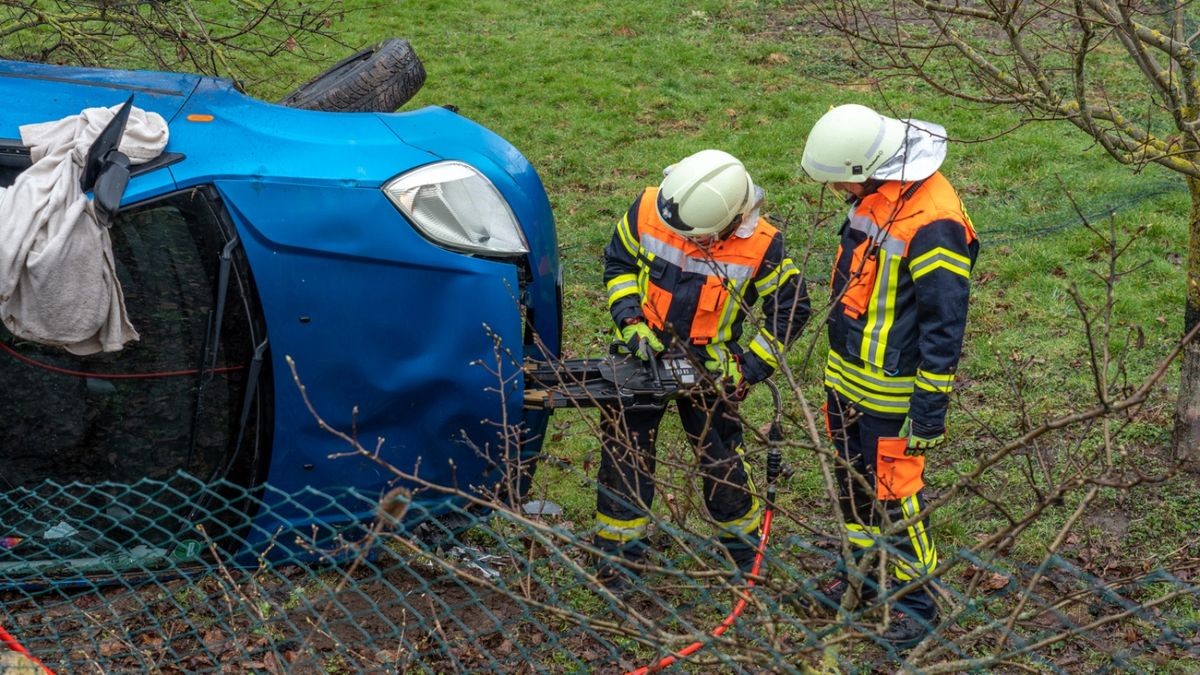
0, 46, 561, 580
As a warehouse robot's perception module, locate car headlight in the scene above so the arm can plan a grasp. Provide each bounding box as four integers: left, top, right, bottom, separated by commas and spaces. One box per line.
383, 161, 529, 256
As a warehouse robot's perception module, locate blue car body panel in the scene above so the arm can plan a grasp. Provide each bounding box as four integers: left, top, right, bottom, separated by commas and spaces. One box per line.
218, 179, 528, 541
375, 110, 561, 353
0, 60, 199, 120
0, 59, 561, 565
0, 61, 192, 206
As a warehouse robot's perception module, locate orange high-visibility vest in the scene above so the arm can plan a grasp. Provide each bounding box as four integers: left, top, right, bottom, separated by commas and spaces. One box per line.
634, 187, 777, 344
834, 173, 977, 321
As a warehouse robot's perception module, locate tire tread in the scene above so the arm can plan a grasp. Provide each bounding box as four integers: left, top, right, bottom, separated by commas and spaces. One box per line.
279, 38, 426, 113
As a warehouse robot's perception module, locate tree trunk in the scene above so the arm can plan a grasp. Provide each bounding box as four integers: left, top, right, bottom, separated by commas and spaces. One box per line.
1172, 177, 1200, 469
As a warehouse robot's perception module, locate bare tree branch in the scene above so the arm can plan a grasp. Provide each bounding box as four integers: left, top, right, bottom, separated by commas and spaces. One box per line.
0, 0, 346, 94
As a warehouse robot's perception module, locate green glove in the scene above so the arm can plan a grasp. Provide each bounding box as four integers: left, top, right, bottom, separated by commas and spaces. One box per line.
899, 417, 945, 455
704, 355, 748, 401
619, 320, 663, 361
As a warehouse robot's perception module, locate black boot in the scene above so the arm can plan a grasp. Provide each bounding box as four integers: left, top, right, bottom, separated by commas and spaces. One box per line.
719, 535, 760, 575
788, 560, 882, 613
593, 539, 646, 596
596, 559, 637, 595
881, 606, 938, 651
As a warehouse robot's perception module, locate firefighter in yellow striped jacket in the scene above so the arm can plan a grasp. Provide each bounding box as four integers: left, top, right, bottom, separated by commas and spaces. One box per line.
597, 149, 810, 588
800, 104, 979, 649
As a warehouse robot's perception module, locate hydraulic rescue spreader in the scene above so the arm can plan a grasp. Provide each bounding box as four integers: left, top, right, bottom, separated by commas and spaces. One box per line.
523, 344, 705, 412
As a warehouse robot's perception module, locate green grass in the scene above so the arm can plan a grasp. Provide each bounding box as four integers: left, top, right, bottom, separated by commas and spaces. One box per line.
337, 1, 1195, 660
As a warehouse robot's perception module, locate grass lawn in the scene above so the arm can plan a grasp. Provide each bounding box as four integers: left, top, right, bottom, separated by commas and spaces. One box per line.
340, 2, 1194, 668
304, 0, 1195, 558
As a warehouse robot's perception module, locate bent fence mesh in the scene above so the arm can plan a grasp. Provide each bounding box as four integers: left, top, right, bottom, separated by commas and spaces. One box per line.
1, 444, 1197, 673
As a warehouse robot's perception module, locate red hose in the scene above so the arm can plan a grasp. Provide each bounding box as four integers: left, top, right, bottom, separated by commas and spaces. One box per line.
625, 507, 774, 675
0, 340, 242, 380
0, 622, 54, 674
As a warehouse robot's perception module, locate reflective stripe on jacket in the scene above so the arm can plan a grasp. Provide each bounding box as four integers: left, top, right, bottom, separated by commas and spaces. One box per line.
824, 171, 979, 432
604, 187, 810, 376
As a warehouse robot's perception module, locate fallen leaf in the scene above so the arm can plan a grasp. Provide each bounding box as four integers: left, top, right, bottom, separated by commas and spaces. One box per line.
979, 571, 1010, 593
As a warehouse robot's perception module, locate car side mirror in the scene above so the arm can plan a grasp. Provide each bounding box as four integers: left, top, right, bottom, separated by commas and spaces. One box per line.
81, 93, 134, 227
92, 152, 131, 226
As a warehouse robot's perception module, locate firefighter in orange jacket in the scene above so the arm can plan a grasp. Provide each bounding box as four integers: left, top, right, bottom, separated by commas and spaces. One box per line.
597, 149, 810, 587
800, 104, 979, 648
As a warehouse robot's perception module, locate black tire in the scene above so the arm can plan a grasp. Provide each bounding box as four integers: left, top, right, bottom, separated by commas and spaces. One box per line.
279, 38, 426, 113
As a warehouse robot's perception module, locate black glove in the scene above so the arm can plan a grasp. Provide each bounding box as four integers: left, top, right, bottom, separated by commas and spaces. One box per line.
740, 351, 774, 386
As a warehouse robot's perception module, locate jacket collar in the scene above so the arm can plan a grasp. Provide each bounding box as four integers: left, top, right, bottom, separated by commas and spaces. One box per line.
865, 174, 934, 205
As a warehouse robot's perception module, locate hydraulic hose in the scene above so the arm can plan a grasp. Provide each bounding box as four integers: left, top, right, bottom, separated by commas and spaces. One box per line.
626, 380, 785, 675
0, 622, 54, 674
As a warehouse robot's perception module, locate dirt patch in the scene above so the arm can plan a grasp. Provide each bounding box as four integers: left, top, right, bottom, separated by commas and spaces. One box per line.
1084, 507, 1130, 541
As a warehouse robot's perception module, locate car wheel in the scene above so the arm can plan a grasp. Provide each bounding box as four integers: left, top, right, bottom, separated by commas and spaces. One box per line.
278, 38, 426, 113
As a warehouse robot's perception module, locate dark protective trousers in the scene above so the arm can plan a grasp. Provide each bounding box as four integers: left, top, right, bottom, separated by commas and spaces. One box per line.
826, 390, 939, 619
594, 392, 761, 559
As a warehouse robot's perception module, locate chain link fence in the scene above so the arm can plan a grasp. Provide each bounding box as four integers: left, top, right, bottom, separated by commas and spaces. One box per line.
1, 454, 1197, 673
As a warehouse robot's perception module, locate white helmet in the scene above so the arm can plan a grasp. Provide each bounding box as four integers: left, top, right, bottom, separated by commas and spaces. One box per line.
657, 149, 756, 237
800, 104, 907, 183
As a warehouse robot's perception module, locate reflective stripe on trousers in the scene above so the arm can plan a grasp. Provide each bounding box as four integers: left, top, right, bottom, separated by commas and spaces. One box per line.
825, 390, 938, 616
595, 393, 760, 550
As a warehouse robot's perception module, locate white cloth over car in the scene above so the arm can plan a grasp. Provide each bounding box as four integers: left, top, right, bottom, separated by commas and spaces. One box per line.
0, 104, 168, 354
